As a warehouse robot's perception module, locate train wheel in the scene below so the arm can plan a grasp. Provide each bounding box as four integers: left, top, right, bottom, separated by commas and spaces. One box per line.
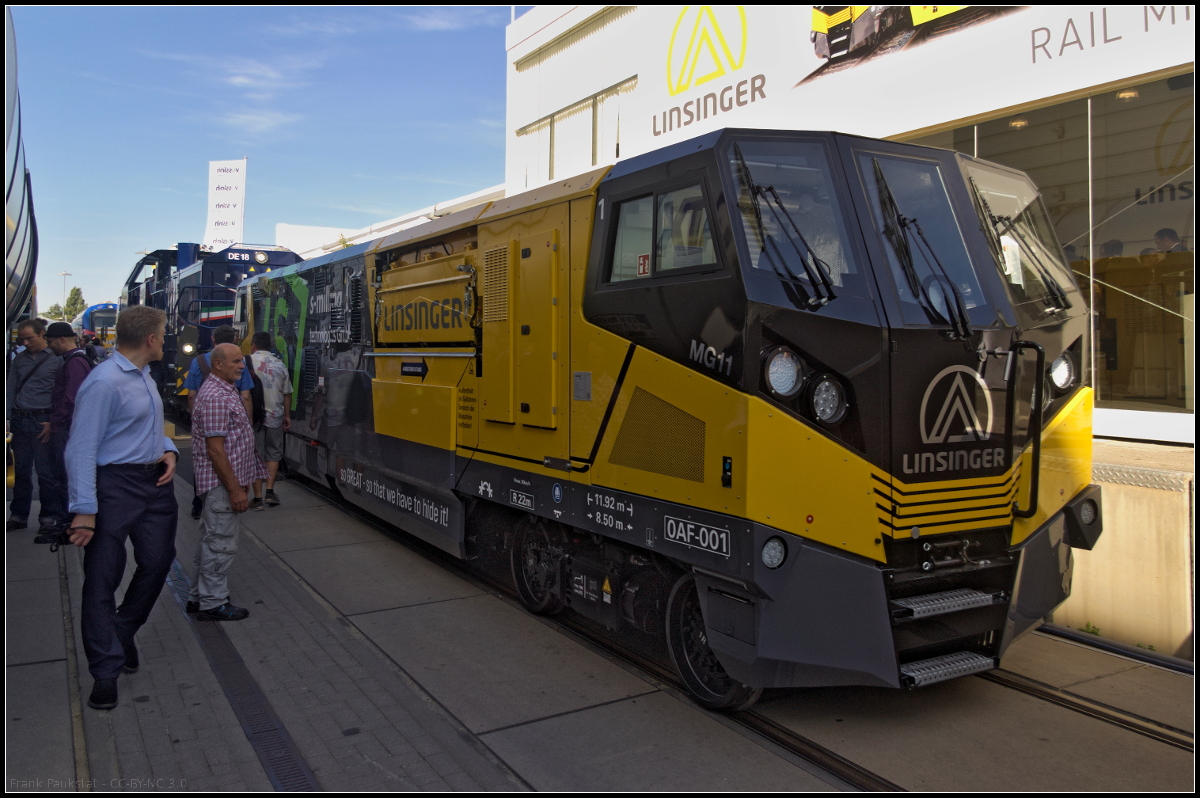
665, 574, 761, 711
510, 518, 565, 615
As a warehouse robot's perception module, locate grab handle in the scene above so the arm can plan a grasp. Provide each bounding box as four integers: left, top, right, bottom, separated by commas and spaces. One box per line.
1008, 341, 1045, 519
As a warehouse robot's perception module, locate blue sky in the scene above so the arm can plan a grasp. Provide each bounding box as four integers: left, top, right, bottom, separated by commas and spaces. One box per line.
12, 7, 529, 310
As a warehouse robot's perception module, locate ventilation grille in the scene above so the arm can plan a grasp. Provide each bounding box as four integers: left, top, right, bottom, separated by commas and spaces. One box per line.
301, 347, 318, 395
609, 388, 705, 482
483, 245, 509, 323
348, 277, 364, 344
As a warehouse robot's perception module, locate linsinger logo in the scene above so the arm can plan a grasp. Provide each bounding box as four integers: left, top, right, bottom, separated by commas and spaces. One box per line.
666, 6, 747, 96
919, 365, 993, 445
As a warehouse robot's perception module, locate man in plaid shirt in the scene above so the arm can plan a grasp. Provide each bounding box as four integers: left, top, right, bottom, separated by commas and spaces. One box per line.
188, 343, 267, 621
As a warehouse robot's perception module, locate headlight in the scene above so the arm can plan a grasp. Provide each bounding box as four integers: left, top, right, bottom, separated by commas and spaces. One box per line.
1049, 352, 1076, 392
1079, 499, 1097, 525
809, 374, 848, 425
182, 343, 196, 354
764, 347, 805, 398
761, 536, 787, 569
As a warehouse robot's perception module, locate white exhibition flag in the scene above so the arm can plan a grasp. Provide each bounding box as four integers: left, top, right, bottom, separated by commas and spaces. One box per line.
203, 158, 247, 249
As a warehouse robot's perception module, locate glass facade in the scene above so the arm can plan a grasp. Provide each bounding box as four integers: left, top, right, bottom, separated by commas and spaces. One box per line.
909, 73, 1195, 418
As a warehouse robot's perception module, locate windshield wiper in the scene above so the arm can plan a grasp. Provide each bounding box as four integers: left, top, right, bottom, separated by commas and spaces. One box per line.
871, 159, 971, 339
968, 178, 1008, 272
758, 184, 837, 306
994, 214, 1073, 312
906, 217, 974, 340
732, 144, 835, 308
968, 178, 1071, 313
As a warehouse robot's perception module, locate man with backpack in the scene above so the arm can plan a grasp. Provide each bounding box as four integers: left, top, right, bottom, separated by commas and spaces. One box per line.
248, 332, 290, 508
183, 326, 254, 518
39, 323, 96, 542
6, 319, 65, 537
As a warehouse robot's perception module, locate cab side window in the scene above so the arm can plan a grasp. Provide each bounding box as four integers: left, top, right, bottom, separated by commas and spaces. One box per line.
607, 183, 718, 282
657, 185, 716, 272
610, 196, 654, 282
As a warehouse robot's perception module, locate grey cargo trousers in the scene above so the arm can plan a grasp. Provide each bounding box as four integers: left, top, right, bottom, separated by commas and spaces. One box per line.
189, 484, 243, 610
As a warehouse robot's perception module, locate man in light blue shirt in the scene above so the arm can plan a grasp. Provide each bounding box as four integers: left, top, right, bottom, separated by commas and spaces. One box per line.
65, 306, 179, 712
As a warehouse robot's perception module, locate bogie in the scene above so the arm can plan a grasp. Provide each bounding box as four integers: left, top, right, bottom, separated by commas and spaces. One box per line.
509, 517, 566, 615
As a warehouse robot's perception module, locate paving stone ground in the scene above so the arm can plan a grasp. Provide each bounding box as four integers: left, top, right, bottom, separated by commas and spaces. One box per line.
7, 476, 524, 792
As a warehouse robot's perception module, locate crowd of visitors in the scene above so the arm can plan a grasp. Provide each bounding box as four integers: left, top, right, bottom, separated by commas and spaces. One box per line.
7, 314, 292, 710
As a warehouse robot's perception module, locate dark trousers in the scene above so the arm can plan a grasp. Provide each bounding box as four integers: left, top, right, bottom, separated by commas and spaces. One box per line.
81, 464, 179, 679
9, 414, 68, 527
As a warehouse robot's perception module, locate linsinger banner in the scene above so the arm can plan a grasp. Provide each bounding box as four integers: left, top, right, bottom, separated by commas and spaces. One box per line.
203, 158, 247, 249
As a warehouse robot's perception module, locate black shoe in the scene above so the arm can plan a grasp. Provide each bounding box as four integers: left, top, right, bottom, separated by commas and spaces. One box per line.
33, 522, 64, 545
264, 489, 280, 507
186, 596, 229, 614
122, 642, 139, 674
7, 518, 28, 532
197, 602, 250, 621
88, 678, 118, 709
248, 497, 264, 512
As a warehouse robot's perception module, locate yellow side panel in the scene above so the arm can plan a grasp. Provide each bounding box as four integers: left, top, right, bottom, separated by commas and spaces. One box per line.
569, 323, 634, 466
371, 380, 457, 451
811, 7, 830, 33
589, 349, 749, 516
745, 400, 884, 561
456, 360, 480, 450
1012, 388, 1093, 544
516, 230, 559, 429
477, 203, 572, 465
376, 253, 475, 346
910, 6, 965, 25
481, 243, 515, 423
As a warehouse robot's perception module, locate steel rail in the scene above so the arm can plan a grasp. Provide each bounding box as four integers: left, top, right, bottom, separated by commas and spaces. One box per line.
287, 474, 906, 792
977, 669, 1193, 752
1036, 623, 1194, 676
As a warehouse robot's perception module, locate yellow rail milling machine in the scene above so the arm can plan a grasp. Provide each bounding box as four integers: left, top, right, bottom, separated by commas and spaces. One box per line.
236, 128, 1103, 710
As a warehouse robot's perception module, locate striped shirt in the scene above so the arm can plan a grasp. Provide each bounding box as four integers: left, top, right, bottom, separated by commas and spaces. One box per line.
191, 373, 267, 494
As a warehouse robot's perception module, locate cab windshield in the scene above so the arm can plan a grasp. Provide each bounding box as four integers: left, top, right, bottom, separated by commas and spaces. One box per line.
963, 160, 1075, 310
727, 139, 865, 299
857, 152, 988, 332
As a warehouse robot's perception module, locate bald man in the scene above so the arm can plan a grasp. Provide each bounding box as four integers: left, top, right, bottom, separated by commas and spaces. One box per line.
187, 343, 267, 621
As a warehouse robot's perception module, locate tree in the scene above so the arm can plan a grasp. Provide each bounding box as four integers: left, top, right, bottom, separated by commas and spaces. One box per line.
45, 303, 63, 319
63, 287, 87, 321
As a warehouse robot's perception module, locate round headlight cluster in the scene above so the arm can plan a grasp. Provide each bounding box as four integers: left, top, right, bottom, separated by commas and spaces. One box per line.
1079, 499, 1098, 525
764, 347, 805, 398
809, 375, 848, 425
761, 536, 787, 569
1049, 351, 1076, 392
182, 343, 196, 354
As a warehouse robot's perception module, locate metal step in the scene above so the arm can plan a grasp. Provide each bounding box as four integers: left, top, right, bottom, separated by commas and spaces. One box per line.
890, 587, 1000, 619
901, 651, 997, 687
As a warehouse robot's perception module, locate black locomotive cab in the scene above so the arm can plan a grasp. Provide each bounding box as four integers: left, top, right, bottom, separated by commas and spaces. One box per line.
585, 130, 1100, 700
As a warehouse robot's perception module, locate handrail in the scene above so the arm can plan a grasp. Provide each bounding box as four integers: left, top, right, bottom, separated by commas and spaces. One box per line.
1008, 340, 1045, 519
377, 272, 471, 295
176, 284, 237, 329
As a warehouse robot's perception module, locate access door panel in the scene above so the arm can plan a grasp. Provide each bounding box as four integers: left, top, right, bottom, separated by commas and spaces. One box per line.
516, 230, 560, 429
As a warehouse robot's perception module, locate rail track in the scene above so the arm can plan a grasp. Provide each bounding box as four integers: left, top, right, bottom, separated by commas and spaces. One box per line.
271, 469, 1195, 789
978, 669, 1193, 753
